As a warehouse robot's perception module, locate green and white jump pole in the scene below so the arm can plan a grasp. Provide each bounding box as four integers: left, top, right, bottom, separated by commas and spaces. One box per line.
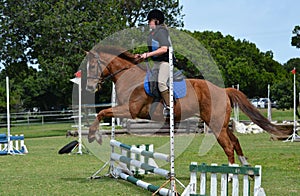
119, 172, 173, 196
110, 139, 170, 162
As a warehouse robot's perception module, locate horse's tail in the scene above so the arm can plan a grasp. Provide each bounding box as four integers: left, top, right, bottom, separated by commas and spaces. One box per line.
226, 88, 292, 136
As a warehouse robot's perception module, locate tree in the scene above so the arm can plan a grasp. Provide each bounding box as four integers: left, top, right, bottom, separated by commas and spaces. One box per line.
189, 30, 288, 98
1, 1, 122, 110
291, 25, 300, 49
120, 0, 184, 27
272, 58, 300, 110
282, 58, 300, 72
0, 73, 23, 113
0, 0, 184, 111
271, 78, 298, 110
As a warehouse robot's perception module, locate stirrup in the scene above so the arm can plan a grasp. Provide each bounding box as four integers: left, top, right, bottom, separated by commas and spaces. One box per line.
163, 106, 170, 118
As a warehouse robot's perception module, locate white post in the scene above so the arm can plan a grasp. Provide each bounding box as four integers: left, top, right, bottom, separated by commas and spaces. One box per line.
243, 174, 250, 196
200, 172, 206, 195
6, 77, 11, 154
254, 165, 262, 195
210, 163, 218, 196
169, 46, 175, 195
111, 83, 116, 171
111, 83, 116, 140
285, 67, 299, 142
15, 135, 19, 150
78, 76, 82, 154
232, 164, 239, 196
236, 84, 239, 122
70, 71, 82, 154
293, 68, 297, 141
220, 173, 228, 196
190, 162, 198, 194
267, 84, 272, 121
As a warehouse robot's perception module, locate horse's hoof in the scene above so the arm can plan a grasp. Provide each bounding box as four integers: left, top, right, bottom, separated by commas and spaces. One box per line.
95, 131, 103, 145
88, 135, 95, 143
88, 126, 99, 143
95, 137, 102, 145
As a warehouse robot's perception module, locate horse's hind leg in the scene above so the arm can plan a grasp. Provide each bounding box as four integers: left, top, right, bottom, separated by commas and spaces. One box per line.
227, 129, 249, 165
216, 128, 235, 165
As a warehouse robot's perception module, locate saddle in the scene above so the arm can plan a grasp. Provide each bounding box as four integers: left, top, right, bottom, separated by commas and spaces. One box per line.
144, 69, 187, 99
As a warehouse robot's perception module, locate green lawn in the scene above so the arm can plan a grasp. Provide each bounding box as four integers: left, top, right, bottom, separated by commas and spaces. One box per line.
237, 108, 295, 122
0, 123, 72, 138
0, 126, 299, 195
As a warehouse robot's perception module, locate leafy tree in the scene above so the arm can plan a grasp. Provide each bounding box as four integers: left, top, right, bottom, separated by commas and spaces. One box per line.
272, 58, 300, 110
1, 0, 295, 112
225, 57, 263, 97
189, 30, 289, 98
271, 78, 299, 110
291, 25, 300, 49
282, 58, 300, 72
1, 0, 123, 110
0, 0, 184, 111
0, 73, 23, 113
120, 0, 184, 27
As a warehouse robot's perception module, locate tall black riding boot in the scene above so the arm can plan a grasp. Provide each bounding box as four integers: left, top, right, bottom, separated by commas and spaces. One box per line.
161, 90, 170, 118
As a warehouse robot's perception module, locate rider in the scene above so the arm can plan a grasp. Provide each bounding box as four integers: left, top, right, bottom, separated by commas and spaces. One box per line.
137, 9, 172, 117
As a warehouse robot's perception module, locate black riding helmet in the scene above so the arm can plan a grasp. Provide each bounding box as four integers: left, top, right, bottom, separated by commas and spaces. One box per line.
146, 9, 164, 24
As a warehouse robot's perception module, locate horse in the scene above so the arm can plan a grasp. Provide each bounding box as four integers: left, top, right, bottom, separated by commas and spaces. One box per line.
84, 45, 291, 166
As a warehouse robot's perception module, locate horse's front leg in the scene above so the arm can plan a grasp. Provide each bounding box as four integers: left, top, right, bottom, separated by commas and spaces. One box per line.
88, 105, 131, 143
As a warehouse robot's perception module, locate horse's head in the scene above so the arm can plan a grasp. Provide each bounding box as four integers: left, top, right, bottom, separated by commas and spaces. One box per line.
85, 50, 108, 92
85, 47, 142, 92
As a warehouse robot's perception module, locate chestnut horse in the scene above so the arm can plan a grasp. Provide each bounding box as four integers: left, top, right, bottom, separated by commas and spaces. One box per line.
85, 46, 290, 165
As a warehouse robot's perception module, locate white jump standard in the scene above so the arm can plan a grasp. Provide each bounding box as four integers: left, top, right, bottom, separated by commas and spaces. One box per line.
0, 77, 28, 155
0, 134, 28, 155
109, 141, 175, 196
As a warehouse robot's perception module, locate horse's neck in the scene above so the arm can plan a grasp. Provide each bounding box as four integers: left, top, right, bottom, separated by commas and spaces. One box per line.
109, 57, 142, 82
114, 66, 146, 103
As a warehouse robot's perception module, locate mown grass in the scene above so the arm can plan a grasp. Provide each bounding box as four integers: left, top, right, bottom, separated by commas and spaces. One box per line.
0, 130, 299, 195
237, 108, 294, 122
0, 108, 294, 139
0, 123, 72, 138
0, 109, 299, 195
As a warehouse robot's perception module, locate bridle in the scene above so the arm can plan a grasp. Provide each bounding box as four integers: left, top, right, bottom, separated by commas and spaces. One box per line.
87, 51, 129, 90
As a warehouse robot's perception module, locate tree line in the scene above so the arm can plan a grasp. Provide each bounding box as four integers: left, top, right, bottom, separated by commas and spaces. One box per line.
0, 0, 299, 113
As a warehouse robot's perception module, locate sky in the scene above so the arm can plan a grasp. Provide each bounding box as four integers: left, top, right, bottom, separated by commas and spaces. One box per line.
180, 0, 299, 64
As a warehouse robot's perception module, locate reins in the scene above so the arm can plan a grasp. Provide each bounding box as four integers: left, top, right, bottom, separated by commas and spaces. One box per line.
101, 67, 129, 82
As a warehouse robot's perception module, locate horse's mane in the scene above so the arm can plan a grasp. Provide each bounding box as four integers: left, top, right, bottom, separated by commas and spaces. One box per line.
93, 45, 143, 65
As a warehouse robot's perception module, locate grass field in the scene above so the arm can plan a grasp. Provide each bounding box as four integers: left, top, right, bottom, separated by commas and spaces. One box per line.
236, 108, 295, 122
0, 119, 300, 195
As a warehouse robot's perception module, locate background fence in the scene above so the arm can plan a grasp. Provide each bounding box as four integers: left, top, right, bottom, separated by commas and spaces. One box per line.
0, 103, 113, 127
0, 110, 76, 126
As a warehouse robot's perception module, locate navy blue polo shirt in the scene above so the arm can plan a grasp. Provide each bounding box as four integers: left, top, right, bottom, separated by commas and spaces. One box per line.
147, 26, 171, 62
